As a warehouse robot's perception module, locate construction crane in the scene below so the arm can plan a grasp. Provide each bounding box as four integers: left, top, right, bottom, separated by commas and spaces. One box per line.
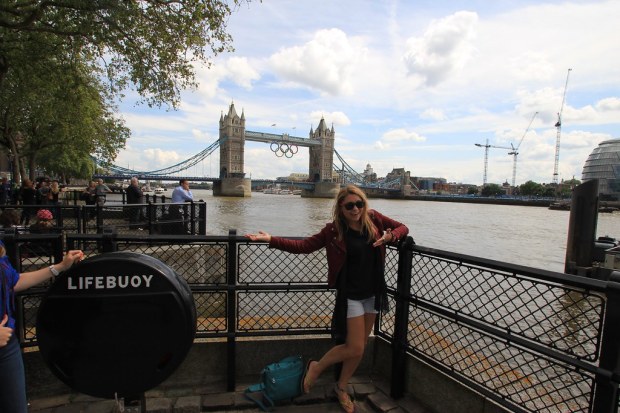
552, 68, 572, 184
508, 111, 538, 188
475, 139, 512, 186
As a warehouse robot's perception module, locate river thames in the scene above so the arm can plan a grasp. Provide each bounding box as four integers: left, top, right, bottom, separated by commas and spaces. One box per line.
187, 189, 620, 273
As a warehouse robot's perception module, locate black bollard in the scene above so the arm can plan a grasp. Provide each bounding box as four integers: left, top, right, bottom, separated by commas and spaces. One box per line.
565, 179, 599, 275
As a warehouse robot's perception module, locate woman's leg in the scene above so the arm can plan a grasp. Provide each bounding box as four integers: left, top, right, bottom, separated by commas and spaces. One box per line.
337, 312, 376, 388
0, 336, 28, 413
306, 312, 376, 387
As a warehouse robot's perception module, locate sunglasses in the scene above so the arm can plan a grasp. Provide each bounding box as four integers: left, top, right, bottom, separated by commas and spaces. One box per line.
342, 200, 365, 210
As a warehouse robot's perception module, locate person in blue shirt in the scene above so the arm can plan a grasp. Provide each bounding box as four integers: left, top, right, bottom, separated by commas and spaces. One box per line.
0, 243, 83, 412
171, 179, 193, 203
169, 179, 194, 234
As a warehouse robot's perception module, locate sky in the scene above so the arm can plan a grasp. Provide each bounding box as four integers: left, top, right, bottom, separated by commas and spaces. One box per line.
114, 0, 620, 186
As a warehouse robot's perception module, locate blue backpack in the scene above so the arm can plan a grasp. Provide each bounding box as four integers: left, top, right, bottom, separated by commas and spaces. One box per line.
244, 355, 304, 411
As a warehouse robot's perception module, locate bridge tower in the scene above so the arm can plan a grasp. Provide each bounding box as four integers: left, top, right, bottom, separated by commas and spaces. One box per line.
213, 102, 251, 197
305, 117, 340, 198
308, 117, 335, 182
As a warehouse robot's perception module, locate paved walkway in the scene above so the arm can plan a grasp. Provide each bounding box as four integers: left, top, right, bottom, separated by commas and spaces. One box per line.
28, 376, 432, 413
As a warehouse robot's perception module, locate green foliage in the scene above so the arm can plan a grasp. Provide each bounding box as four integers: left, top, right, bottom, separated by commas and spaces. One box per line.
481, 183, 504, 197
0, 0, 253, 181
467, 186, 478, 195
0, 0, 252, 108
519, 180, 544, 196
0, 30, 129, 181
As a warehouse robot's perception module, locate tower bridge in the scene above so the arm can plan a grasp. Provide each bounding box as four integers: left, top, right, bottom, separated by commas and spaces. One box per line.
95, 103, 412, 198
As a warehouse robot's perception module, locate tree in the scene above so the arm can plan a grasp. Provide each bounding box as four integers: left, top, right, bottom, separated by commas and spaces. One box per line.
0, 31, 128, 182
481, 183, 504, 197
519, 180, 544, 197
0, 0, 253, 108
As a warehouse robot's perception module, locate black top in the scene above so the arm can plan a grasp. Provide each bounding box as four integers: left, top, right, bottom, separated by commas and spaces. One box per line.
344, 228, 378, 300
20, 187, 36, 205
126, 185, 143, 204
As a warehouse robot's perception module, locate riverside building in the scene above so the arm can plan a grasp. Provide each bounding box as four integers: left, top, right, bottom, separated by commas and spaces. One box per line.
581, 138, 620, 201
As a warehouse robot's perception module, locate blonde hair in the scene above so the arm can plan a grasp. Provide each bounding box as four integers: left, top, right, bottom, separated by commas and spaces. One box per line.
332, 185, 378, 242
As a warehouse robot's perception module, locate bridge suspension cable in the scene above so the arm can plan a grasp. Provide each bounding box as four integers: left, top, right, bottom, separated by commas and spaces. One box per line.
333, 150, 406, 189
96, 138, 224, 177
333, 149, 367, 185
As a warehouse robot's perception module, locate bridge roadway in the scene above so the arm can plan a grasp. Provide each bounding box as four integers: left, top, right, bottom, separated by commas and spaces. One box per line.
244, 130, 322, 147
92, 174, 402, 194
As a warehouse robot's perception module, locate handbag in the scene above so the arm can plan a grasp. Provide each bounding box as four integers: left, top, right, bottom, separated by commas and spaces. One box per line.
244, 355, 304, 411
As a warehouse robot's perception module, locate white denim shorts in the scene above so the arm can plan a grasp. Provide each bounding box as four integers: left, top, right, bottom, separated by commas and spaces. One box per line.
347, 296, 378, 318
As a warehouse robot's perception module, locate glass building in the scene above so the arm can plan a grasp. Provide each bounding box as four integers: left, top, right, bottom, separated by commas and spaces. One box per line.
581, 139, 620, 201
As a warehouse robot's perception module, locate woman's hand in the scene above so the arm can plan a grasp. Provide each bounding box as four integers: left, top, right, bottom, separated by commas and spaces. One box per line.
0, 314, 13, 347
245, 231, 272, 242
55, 250, 84, 272
373, 228, 393, 247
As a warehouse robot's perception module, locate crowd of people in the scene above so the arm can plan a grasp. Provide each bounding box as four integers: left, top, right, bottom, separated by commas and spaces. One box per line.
0, 176, 66, 232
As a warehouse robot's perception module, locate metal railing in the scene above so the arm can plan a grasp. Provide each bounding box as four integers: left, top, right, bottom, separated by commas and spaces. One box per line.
0, 200, 207, 235
5, 231, 619, 413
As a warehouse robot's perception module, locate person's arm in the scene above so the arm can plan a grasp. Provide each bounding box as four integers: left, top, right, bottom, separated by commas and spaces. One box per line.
246, 225, 330, 254
371, 210, 409, 246
181, 189, 193, 201
14, 250, 84, 292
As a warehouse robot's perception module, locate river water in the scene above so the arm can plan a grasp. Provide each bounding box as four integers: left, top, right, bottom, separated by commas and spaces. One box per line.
190, 189, 620, 273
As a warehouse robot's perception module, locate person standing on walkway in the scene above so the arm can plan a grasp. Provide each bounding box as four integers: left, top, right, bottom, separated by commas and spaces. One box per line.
94, 179, 111, 206
125, 177, 144, 229
0, 245, 84, 413
245, 184, 409, 413
170, 179, 193, 233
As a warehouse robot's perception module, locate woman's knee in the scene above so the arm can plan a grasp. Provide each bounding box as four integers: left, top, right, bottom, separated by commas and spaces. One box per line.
344, 341, 365, 358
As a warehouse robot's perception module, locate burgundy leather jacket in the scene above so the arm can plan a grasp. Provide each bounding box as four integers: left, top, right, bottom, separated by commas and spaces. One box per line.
268, 209, 409, 287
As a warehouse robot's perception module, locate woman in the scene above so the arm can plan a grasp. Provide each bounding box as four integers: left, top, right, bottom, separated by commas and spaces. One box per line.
0, 243, 83, 412
49, 180, 61, 205
245, 185, 409, 413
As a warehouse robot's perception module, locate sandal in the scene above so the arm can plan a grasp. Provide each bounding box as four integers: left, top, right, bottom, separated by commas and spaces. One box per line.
301, 359, 317, 394
334, 383, 355, 413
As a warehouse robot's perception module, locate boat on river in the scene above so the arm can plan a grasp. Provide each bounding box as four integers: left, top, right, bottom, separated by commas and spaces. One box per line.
263, 187, 280, 194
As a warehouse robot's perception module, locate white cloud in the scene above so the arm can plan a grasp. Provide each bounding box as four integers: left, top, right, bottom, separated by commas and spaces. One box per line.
270, 28, 367, 95
143, 149, 181, 166
382, 129, 426, 143
309, 110, 351, 127
420, 108, 447, 121
194, 56, 260, 99
403, 11, 478, 86
596, 97, 620, 112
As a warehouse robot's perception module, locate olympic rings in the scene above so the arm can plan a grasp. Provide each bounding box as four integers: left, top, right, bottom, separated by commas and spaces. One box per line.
270, 142, 298, 158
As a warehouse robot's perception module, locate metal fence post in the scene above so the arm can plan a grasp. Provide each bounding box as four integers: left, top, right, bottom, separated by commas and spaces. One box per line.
96, 203, 103, 233
390, 236, 414, 399
592, 271, 620, 412
226, 229, 238, 391
198, 202, 207, 235
147, 201, 154, 234
189, 201, 196, 234
101, 227, 117, 253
